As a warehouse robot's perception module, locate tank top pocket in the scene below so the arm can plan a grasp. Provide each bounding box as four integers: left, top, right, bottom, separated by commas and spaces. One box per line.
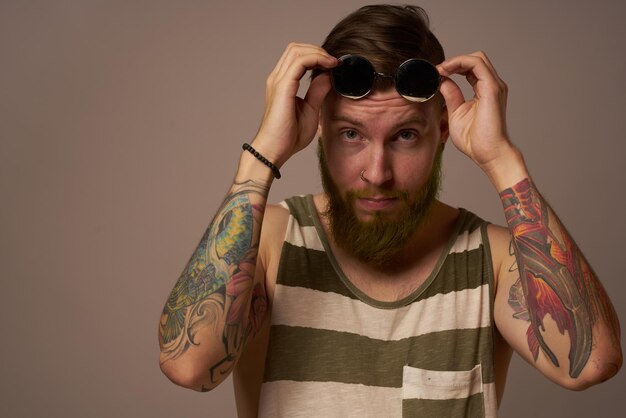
402, 364, 485, 418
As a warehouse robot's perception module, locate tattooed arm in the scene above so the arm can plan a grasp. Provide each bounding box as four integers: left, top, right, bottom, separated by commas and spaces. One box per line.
158, 44, 337, 392
438, 52, 622, 389
491, 174, 622, 389
158, 153, 272, 392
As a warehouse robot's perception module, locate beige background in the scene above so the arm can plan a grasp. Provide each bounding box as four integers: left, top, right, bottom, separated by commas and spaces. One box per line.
1, 0, 624, 417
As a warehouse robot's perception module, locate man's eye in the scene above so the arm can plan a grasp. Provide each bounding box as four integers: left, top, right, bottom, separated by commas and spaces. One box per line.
397, 131, 417, 141
342, 130, 360, 140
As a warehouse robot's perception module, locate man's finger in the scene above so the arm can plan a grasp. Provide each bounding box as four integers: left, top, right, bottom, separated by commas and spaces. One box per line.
438, 76, 465, 116
303, 72, 332, 113
438, 55, 499, 89
275, 44, 336, 81
281, 51, 338, 84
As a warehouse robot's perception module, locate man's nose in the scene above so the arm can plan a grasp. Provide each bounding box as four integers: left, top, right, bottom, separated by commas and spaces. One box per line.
361, 143, 392, 186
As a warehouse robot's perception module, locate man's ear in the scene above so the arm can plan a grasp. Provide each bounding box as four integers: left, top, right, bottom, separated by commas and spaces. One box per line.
438, 104, 449, 148
317, 103, 327, 139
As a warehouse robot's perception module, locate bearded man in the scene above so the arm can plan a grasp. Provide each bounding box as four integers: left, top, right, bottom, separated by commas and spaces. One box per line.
158, 4, 621, 418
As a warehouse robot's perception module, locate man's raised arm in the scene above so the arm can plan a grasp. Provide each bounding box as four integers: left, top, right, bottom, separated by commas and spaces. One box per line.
437, 51, 622, 388
158, 44, 338, 391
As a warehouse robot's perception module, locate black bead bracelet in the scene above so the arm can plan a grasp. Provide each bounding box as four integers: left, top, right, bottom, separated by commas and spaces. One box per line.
242, 143, 281, 179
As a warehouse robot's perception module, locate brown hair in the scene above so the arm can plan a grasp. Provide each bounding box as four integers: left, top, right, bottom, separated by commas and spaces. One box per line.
313, 4, 444, 90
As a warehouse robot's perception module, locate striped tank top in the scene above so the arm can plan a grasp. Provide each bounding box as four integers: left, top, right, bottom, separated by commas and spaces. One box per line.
259, 195, 498, 418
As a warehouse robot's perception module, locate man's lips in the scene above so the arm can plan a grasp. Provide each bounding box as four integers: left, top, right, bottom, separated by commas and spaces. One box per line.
356, 196, 399, 211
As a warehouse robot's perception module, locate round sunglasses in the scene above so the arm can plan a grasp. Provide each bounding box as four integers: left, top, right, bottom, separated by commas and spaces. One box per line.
330, 54, 441, 102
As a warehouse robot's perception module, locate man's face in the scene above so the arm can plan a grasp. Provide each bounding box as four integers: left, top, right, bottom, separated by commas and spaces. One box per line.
318, 89, 448, 268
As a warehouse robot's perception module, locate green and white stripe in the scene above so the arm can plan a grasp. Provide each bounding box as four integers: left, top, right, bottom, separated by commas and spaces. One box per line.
259, 195, 498, 418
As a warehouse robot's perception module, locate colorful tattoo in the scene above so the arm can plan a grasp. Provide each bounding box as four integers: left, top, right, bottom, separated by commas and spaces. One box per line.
501, 178, 618, 378
159, 180, 268, 387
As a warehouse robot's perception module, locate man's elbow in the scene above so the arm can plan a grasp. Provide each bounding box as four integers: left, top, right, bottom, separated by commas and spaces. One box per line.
584, 352, 622, 389
159, 358, 217, 392
562, 350, 623, 391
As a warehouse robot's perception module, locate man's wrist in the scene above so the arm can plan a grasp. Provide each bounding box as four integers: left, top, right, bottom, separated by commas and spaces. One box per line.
250, 135, 290, 169
481, 145, 530, 193
235, 149, 277, 185
242, 143, 281, 179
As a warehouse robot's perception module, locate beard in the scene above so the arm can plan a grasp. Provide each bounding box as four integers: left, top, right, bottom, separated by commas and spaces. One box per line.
318, 142, 443, 269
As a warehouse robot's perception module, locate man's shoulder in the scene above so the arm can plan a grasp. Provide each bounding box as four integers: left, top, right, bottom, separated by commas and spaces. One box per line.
485, 223, 511, 251
268, 193, 324, 225
262, 202, 290, 232
262, 194, 315, 241
484, 222, 513, 289
273, 193, 316, 212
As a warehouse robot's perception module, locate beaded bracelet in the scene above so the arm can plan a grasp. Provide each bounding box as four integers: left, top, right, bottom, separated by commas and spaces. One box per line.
242, 143, 281, 179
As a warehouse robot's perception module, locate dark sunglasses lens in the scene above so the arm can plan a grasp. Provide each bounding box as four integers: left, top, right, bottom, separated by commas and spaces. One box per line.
331, 55, 376, 99
395, 59, 440, 102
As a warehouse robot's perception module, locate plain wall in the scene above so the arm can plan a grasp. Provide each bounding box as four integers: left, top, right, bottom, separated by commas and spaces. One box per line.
1, 0, 624, 417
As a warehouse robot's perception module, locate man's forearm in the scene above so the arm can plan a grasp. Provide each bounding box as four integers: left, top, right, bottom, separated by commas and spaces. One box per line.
159, 154, 272, 391
500, 178, 621, 380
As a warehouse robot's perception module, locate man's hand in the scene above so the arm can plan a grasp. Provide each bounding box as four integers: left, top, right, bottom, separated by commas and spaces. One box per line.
252, 43, 338, 168
437, 52, 527, 191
